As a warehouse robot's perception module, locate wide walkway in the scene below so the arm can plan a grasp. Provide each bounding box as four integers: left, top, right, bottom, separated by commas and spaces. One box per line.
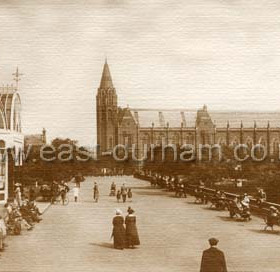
1, 176, 280, 272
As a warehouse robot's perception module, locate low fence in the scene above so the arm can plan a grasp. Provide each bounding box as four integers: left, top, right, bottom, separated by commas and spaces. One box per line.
135, 173, 280, 217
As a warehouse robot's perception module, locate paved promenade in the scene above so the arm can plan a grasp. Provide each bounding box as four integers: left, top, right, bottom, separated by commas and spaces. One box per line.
1, 176, 280, 272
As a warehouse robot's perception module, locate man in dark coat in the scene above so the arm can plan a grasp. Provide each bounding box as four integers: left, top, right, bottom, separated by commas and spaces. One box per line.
200, 238, 227, 272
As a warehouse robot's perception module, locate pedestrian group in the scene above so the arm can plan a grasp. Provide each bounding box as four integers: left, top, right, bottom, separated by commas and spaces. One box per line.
112, 207, 140, 250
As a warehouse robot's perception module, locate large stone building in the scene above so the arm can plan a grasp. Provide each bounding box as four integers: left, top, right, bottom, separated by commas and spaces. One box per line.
96, 61, 280, 158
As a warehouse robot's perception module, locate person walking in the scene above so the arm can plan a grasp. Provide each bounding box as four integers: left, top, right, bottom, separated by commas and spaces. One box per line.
93, 182, 99, 203
73, 184, 79, 202
200, 238, 227, 272
111, 209, 126, 250
125, 207, 140, 248
116, 190, 121, 203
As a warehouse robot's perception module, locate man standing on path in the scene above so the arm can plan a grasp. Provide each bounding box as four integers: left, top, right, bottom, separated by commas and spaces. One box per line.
200, 238, 227, 272
121, 183, 127, 203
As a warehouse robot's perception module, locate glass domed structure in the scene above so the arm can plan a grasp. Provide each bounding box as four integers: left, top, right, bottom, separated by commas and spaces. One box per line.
0, 84, 24, 204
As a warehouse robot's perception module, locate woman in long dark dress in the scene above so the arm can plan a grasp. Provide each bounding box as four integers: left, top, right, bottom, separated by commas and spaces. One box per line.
125, 208, 140, 248
112, 209, 126, 250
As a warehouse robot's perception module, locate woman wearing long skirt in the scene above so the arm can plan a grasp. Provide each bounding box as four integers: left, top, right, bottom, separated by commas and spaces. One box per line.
112, 209, 126, 250
127, 188, 132, 202
125, 207, 140, 248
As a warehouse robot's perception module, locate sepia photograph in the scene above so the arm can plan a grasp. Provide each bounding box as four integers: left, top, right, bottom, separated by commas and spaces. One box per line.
0, 0, 280, 271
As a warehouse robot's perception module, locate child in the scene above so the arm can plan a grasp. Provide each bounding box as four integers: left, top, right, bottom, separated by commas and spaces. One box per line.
73, 185, 79, 202
116, 190, 121, 203
127, 188, 132, 201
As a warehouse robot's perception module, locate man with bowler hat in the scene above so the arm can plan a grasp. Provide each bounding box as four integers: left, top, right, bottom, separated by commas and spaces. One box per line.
200, 238, 227, 272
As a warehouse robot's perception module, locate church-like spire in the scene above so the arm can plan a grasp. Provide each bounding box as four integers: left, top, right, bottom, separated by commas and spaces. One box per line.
99, 59, 114, 89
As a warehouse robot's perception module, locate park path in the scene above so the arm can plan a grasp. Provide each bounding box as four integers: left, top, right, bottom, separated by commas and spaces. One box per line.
1, 176, 280, 272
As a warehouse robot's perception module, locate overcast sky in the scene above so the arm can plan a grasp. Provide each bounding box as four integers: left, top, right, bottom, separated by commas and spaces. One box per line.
1, 0, 280, 145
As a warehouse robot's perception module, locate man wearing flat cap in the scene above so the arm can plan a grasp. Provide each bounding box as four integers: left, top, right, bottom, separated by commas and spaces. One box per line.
200, 238, 227, 272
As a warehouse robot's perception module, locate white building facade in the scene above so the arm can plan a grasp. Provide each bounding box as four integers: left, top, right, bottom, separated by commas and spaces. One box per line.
0, 85, 24, 204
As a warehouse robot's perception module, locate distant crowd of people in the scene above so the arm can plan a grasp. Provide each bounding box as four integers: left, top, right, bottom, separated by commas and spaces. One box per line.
39, 175, 86, 204
90, 181, 133, 204
115, 183, 133, 203
137, 171, 273, 218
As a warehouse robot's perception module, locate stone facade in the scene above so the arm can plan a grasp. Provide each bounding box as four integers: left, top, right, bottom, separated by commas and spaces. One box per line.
96, 61, 280, 157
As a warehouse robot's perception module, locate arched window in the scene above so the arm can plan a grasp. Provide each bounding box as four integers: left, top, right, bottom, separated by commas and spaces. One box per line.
156, 133, 165, 146
183, 134, 194, 145
171, 133, 179, 145
141, 133, 150, 145
183, 135, 189, 144
200, 131, 206, 145
156, 135, 161, 145
141, 133, 150, 151
108, 90, 112, 104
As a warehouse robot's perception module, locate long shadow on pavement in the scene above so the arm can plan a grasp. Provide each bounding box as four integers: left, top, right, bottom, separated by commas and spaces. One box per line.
202, 207, 221, 211
90, 242, 114, 249
186, 201, 204, 205
217, 215, 237, 222
248, 229, 280, 235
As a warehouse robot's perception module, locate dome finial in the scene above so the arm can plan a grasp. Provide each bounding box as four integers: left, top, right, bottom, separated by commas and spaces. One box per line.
12, 66, 23, 91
